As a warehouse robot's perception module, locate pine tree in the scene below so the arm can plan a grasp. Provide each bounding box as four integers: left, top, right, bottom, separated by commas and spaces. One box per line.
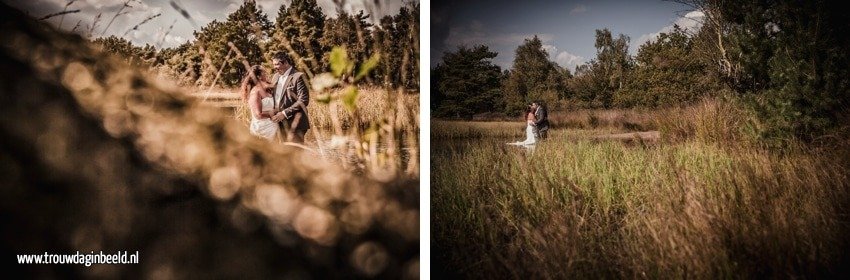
193, 1, 272, 86
373, 15, 396, 86
394, 3, 419, 89
93, 35, 155, 67
373, 3, 419, 89
320, 10, 373, 79
433, 45, 502, 118
158, 41, 202, 84
715, 0, 850, 141
272, 0, 326, 76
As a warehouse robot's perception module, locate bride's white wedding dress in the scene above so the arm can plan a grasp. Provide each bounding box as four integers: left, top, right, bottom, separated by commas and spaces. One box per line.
508, 121, 536, 146
250, 97, 278, 141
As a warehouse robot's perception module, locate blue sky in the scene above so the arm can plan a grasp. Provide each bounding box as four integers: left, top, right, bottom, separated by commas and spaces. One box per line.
431, 0, 704, 72
8, 0, 408, 49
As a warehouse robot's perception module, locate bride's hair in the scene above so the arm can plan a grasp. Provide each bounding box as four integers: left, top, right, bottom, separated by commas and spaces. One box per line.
240, 65, 266, 100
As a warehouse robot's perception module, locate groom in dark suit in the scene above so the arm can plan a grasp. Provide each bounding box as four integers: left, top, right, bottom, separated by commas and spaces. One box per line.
531, 101, 549, 140
269, 52, 310, 143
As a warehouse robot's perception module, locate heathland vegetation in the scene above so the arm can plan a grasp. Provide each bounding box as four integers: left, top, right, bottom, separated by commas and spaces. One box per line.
89, 0, 421, 177
0, 1, 419, 278
432, 0, 850, 278
92, 0, 419, 89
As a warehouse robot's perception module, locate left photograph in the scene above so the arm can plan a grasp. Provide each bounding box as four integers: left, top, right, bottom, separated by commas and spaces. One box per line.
1, 0, 419, 278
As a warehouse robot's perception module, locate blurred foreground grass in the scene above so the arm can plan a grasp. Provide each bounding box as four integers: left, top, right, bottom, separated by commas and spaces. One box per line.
0, 4, 418, 279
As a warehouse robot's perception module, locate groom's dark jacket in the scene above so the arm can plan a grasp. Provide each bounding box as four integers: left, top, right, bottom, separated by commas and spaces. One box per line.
534, 106, 549, 131
271, 69, 310, 132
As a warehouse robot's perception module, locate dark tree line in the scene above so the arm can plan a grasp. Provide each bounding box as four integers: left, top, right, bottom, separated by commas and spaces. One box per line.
704, 0, 850, 141
432, 0, 850, 141
432, 45, 503, 118
92, 0, 419, 89
432, 26, 713, 118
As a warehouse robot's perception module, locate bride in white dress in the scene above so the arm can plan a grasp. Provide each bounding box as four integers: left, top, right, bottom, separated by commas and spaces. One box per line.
241, 65, 278, 141
508, 105, 537, 146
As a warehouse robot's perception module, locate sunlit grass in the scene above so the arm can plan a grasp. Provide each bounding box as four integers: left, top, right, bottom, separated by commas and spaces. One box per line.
432, 100, 850, 278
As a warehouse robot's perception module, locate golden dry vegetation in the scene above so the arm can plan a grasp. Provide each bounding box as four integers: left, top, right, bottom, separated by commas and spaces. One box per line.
432, 99, 850, 278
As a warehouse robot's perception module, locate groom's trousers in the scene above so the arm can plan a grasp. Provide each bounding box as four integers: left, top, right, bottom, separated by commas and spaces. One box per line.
285, 129, 307, 143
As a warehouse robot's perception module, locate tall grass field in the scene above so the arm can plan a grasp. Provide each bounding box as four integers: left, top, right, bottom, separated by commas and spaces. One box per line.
432, 99, 850, 278
196, 86, 420, 176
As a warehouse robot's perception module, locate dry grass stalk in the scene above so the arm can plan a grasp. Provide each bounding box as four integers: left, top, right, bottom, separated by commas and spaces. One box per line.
58, 0, 77, 29
101, 0, 137, 36
39, 9, 80, 21
202, 47, 234, 101
86, 13, 101, 37
122, 12, 161, 37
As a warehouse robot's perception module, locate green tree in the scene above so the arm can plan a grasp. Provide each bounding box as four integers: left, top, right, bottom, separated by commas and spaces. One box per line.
502, 35, 564, 115
432, 45, 502, 118
158, 41, 203, 84
271, 0, 326, 76
320, 10, 374, 81
93, 36, 157, 67
373, 3, 419, 89
93, 35, 135, 58
591, 29, 632, 108
567, 29, 632, 108
194, 1, 272, 87
431, 68, 444, 111
615, 26, 717, 107
712, 0, 850, 141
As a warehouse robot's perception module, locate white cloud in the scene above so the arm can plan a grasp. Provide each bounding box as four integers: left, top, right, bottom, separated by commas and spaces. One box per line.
445, 21, 554, 49
544, 44, 585, 71
217, 0, 412, 23
556, 52, 584, 71
193, 11, 213, 26
675, 10, 705, 30
443, 20, 583, 70
163, 34, 187, 46
632, 10, 705, 52
13, 0, 412, 51
327, 0, 406, 20
86, 0, 131, 9
570, 4, 587, 15
124, 18, 185, 47
62, 0, 166, 43
224, 1, 241, 14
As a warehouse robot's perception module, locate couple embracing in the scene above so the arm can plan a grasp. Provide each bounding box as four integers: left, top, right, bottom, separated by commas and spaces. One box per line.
242, 52, 310, 143
509, 101, 549, 146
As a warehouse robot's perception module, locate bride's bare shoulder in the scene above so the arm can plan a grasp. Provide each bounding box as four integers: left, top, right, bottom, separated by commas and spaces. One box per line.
257, 83, 274, 96
249, 85, 269, 97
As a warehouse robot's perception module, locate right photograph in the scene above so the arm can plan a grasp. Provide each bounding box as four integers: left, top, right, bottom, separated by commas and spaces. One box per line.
431, 0, 850, 278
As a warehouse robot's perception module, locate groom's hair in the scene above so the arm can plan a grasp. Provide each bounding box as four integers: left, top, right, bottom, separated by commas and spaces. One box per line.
273, 52, 291, 64
534, 100, 545, 107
